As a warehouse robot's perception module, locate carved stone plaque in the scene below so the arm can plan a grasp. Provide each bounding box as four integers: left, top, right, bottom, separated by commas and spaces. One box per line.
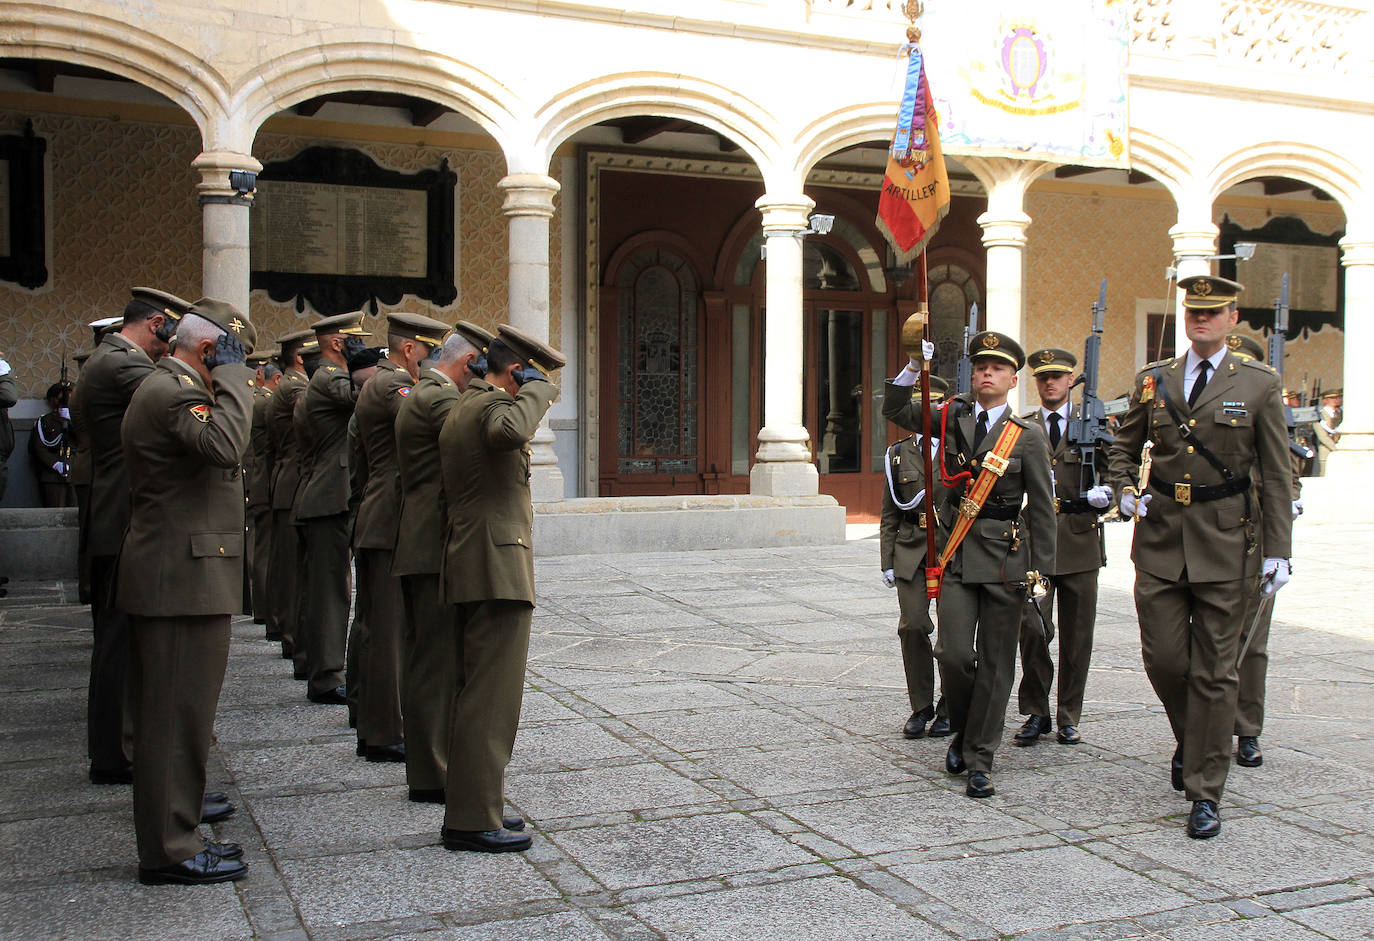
1220, 215, 1343, 337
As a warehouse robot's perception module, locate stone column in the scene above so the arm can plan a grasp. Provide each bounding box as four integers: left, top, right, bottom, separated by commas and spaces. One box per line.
750, 194, 818, 497
193, 151, 262, 316
1169, 220, 1218, 354
1325, 235, 1374, 475
499, 173, 564, 502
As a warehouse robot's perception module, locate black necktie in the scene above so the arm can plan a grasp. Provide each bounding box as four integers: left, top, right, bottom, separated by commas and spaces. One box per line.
1188, 360, 1211, 407
1047, 411, 1062, 449
974, 410, 989, 450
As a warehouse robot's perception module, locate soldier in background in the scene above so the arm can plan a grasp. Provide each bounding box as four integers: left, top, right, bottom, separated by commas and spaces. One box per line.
0, 349, 15, 502
245, 348, 281, 632
879, 373, 950, 740
67, 318, 120, 604
394, 322, 492, 802
439, 326, 563, 853
69, 287, 186, 786
1312, 389, 1341, 475
295, 313, 370, 706
29, 382, 76, 507
352, 313, 452, 764
266, 329, 315, 669
117, 299, 255, 886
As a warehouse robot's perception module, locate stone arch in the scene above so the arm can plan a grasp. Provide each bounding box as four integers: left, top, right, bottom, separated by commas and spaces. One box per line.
1207, 141, 1360, 212
1126, 128, 1192, 208
792, 102, 897, 180
0, 4, 228, 139
531, 73, 782, 185
233, 39, 524, 160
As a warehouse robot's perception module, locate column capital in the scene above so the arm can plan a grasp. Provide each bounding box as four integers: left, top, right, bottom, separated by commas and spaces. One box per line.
499, 173, 560, 218
1167, 221, 1219, 258
754, 194, 815, 235
978, 209, 1031, 249
1339, 236, 1374, 267
192, 151, 262, 205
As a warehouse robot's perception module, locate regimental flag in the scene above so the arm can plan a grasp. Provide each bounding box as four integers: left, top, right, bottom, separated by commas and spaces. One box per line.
877, 41, 950, 262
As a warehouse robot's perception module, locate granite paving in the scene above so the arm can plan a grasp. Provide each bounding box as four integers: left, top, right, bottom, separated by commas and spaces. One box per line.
1, 522, 1372, 939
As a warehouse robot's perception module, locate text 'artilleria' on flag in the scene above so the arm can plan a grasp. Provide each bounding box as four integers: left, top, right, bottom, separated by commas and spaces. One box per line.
877, 40, 950, 262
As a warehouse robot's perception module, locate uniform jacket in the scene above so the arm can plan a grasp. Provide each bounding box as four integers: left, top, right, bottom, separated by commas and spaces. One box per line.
1107, 350, 1292, 583
267, 370, 306, 511
69, 333, 155, 556
295, 361, 357, 520
352, 359, 413, 550
246, 388, 274, 508
884, 383, 1056, 583
879, 434, 945, 582
439, 378, 559, 605
0, 370, 16, 465
28, 411, 70, 485
1020, 406, 1107, 576
114, 356, 254, 616
392, 368, 462, 576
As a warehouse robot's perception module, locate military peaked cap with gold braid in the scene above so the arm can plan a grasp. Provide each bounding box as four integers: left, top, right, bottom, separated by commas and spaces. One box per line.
453, 320, 495, 353
386, 312, 451, 349
312, 311, 371, 337
131, 286, 193, 323
190, 297, 257, 353
496, 324, 567, 375
1225, 334, 1265, 361
1179, 275, 1243, 310
1028, 347, 1077, 375
968, 330, 1025, 369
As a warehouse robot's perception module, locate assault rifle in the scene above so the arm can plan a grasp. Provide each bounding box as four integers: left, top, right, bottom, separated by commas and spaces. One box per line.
57, 353, 73, 473
1066, 278, 1115, 495
1269, 273, 1315, 461
955, 302, 977, 396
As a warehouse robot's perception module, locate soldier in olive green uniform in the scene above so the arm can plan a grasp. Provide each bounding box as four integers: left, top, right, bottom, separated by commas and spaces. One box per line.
351, 313, 451, 762
1014, 349, 1113, 747
879, 374, 950, 740
1107, 276, 1293, 839
0, 353, 15, 502
438, 326, 563, 853
1224, 334, 1303, 769
68, 319, 120, 605
394, 321, 492, 800
116, 299, 255, 885
266, 329, 314, 666
245, 348, 280, 629
884, 332, 1056, 799
69, 288, 186, 784
296, 312, 371, 704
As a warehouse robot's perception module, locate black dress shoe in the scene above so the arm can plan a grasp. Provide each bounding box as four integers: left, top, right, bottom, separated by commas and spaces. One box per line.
441, 827, 532, 853
902, 706, 935, 739
307, 685, 348, 705
203, 840, 243, 860
364, 743, 405, 763
1057, 725, 1082, 745
409, 788, 445, 803
927, 714, 952, 737
1236, 736, 1263, 767
201, 798, 236, 824
1012, 715, 1052, 746
503, 815, 527, 832
138, 850, 248, 885
944, 734, 966, 775
966, 770, 995, 798
1171, 745, 1184, 792
89, 765, 133, 786
1186, 799, 1220, 839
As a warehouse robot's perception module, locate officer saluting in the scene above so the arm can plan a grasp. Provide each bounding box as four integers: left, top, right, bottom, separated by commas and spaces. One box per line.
116, 298, 256, 884
438, 325, 564, 853
1107, 276, 1293, 839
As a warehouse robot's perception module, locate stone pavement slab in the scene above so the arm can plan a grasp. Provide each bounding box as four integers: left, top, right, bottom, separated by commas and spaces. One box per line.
2, 522, 1373, 939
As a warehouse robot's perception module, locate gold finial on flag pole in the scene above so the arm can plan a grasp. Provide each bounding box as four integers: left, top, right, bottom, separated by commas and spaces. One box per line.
904, 0, 924, 41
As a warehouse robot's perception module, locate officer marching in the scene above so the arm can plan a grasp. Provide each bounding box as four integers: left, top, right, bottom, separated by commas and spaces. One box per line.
1107, 275, 1293, 838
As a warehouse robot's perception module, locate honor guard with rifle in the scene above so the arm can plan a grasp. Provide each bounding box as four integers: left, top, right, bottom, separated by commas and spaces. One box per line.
884, 330, 1056, 799
30, 380, 76, 507
1014, 344, 1113, 748
1107, 275, 1293, 839
880, 372, 951, 740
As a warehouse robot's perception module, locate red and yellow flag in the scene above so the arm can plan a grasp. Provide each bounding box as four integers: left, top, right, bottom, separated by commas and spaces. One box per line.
876, 41, 950, 261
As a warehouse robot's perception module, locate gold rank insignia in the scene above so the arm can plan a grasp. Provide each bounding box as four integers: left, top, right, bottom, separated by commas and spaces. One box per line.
1039, 349, 1054, 364
1140, 375, 1156, 403
983, 334, 1000, 349
1226, 335, 1243, 351
1194, 280, 1213, 296
180, 374, 194, 386
189, 404, 210, 423
397, 387, 410, 396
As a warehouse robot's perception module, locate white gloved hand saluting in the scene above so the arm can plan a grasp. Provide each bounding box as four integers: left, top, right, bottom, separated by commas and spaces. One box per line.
0, 358, 11, 377
1120, 491, 1151, 518
1086, 485, 1113, 509
52, 462, 69, 476
1261, 558, 1290, 595
882, 569, 896, 589
1291, 500, 1303, 519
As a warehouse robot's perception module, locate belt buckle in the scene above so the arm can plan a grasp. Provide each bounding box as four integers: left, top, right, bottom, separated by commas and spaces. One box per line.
1053, 496, 1061, 512
958, 496, 980, 520
982, 452, 1010, 477
1174, 482, 1192, 505
918, 512, 928, 529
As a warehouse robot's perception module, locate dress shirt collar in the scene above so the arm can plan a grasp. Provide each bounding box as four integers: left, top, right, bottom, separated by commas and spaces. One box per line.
1184, 346, 1227, 378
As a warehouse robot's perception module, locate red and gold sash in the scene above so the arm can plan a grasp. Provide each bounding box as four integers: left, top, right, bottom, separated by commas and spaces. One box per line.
925, 418, 1024, 599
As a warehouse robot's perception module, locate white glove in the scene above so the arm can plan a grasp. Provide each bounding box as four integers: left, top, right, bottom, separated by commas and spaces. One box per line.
882, 569, 896, 589
52, 462, 68, 476
1120, 491, 1152, 518
0, 358, 11, 377
922, 339, 935, 362
1291, 499, 1303, 519
1261, 558, 1290, 595
1086, 485, 1113, 509
58, 407, 70, 420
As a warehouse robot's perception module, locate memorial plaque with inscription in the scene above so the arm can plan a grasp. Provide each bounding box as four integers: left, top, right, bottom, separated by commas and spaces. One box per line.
0, 121, 49, 289
1220, 215, 1343, 337
250, 147, 456, 314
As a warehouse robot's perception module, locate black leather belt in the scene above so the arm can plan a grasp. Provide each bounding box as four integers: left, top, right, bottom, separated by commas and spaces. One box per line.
977, 502, 1020, 521
901, 509, 931, 528
1056, 497, 1094, 515
1151, 475, 1251, 506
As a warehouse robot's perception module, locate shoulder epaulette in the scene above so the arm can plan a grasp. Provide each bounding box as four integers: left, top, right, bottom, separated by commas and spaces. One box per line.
1140, 357, 1173, 373
1008, 412, 1031, 428
1236, 356, 1279, 376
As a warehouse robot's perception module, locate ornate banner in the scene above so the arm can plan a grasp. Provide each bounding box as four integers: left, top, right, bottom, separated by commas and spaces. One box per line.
922, 0, 1130, 167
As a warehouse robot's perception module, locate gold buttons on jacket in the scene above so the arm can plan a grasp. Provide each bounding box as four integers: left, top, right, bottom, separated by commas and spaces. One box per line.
218, 547, 225, 554
1188, 419, 1197, 427
1187, 446, 1194, 453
